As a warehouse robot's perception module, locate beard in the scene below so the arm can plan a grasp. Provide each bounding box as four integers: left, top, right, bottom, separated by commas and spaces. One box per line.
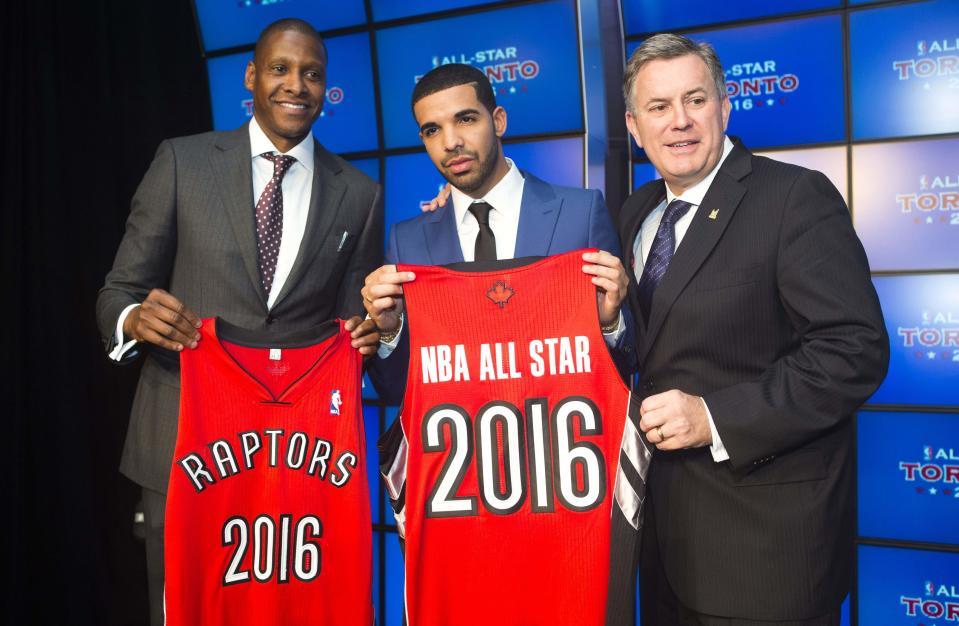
441, 145, 500, 194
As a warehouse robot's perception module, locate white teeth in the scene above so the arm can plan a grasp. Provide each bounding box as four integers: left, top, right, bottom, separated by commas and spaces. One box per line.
279, 103, 306, 109
671, 142, 692, 147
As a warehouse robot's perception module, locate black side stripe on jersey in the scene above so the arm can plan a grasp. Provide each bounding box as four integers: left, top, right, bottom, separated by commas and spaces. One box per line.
613, 393, 651, 530
378, 415, 409, 536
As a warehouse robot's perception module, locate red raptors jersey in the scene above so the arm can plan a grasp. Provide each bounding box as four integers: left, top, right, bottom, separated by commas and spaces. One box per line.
165, 318, 373, 626
380, 251, 650, 626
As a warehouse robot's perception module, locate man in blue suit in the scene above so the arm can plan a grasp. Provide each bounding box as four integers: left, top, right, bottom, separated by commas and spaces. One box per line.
363, 64, 632, 403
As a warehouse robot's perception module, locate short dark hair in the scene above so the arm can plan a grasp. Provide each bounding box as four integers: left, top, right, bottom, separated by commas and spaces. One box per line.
254, 18, 327, 63
411, 63, 497, 114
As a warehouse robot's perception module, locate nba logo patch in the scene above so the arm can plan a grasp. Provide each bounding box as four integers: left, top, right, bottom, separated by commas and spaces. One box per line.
330, 389, 342, 416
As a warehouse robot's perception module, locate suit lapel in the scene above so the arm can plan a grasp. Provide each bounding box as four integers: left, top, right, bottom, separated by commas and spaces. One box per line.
639, 146, 752, 364
210, 124, 266, 309
622, 181, 667, 330
515, 173, 561, 257
273, 141, 346, 309
424, 203, 464, 264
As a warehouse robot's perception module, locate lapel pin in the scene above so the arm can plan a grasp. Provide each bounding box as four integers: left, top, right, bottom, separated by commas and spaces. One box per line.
708, 209, 719, 220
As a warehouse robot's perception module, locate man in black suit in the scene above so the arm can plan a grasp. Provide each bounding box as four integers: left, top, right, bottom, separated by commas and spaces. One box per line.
96, 19, 381, 625
617, 34, 888, 625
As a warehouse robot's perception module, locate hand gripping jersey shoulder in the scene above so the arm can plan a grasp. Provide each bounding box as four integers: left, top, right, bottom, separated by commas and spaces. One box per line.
165, 318, 373, 626
380, 251, 651, 626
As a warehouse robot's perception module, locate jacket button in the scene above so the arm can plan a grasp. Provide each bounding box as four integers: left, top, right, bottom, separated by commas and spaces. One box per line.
266, 315, 276, 325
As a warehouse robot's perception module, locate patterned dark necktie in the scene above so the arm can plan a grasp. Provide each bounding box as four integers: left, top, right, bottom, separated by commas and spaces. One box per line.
636, 199, 693, 324
255, 153, 296, 295
468, 201, 497, 262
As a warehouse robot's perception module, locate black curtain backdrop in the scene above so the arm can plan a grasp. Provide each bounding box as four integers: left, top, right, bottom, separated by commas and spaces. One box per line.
3, 1, 210, 623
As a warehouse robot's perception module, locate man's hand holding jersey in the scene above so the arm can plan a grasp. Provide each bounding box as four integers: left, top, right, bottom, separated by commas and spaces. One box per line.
362, 265, 416, 337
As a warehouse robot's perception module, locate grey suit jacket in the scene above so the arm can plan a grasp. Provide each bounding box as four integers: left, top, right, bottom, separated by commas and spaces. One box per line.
96, 123, 382, 493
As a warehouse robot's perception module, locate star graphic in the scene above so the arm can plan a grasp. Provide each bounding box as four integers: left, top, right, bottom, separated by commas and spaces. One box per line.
766, 99, 775, 107
916, 486, 925, 493
924, 82, 931, 90
927, 216, 934, 224
509, 85, 516, 94
915, 217, 922, 224
320, 111, 326, 117
930, 487, 938, 495
945, 489, 953, 495
928, 351, 937, 359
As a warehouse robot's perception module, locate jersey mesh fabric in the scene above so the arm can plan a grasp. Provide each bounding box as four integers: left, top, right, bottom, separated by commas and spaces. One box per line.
384, 250, 647, 626
165, 317, 373, 626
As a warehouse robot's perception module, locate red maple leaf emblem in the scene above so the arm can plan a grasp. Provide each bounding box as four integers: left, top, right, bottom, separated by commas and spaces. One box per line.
487, 280, 514, 308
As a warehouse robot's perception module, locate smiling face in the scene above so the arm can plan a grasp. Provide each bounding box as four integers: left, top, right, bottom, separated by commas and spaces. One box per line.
413, 83, 509, 198
244, 29, 326, 153
625, 54, 731, 196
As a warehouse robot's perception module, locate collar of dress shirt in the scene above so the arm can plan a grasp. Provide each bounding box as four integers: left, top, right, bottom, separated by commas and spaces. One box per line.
664, 135, 734, 206
248, 116, 315, 173
450, 157, 524, 227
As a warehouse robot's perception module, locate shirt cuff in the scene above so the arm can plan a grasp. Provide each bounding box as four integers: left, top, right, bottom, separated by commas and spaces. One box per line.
601, 310, 625, 347
376, 314, 405, 359
108, 303, 141, 362
703, 398, 730, 463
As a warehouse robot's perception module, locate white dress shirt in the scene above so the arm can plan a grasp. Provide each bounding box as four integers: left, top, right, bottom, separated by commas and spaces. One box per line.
379, 157, 623, 358
109, 117, 316, 361
632, 136, 734, 462
450, 157, 525, 262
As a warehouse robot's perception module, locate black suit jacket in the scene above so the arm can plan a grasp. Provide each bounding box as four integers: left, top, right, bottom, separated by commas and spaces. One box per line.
96, 124, 382, 493
619, 141, 888, 620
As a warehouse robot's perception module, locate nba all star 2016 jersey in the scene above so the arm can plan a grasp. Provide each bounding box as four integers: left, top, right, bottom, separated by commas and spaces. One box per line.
165, 318, 373, 626
379, 250, 651, 626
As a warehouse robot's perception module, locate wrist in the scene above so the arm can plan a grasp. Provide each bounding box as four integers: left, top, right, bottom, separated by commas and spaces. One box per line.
378, 314, 403, 344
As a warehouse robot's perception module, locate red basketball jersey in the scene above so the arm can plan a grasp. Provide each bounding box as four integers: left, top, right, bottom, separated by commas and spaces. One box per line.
165, 318, 373, 626
380, 251, 650, 626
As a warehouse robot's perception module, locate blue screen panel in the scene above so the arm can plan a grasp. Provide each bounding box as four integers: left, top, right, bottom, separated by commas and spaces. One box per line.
194, 0, 366, 52
382, 406, 400, 526
362, 372, 379, 400
371, 531, 382, 621
375, 0, 583, 148
870, 274, 959, 407
312, 33, 378, 154
622, 0, 839, 36
632, 162, 660, 190
207, 52, 253, 132
364, 405, 382, 524
349, 159, 380, 184
504, 137, 584, 188
850, 0, 959, 140
371, 0, 513, 21
691, 15, 845, 148
384, 152, 448, 248
858, 410, 959, 544
384, 532, 405, 626
384, 137, 585, 248
858, 545, 959, 626
755, 146, 848, 204
852, 138, 959, 272
206, 33, 378, 154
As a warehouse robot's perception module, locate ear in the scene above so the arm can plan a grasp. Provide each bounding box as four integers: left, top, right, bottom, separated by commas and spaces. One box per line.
625, 111, 643, 149
244, 60, 256, 92
492, 106, 507, 138
721, 96, 731, 131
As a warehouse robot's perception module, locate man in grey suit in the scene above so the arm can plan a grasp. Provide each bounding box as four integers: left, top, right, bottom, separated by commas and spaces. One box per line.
96, 19, 381, 625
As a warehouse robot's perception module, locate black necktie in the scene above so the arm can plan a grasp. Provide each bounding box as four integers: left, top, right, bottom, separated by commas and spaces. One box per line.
468, 201, 497, 262
636, 199, 693, 324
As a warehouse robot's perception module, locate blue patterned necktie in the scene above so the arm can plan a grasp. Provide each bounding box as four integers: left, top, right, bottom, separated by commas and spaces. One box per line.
636, 199, 693, 324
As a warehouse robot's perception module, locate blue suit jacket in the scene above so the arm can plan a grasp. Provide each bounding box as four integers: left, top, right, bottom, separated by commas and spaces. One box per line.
369, 172, 635, 404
